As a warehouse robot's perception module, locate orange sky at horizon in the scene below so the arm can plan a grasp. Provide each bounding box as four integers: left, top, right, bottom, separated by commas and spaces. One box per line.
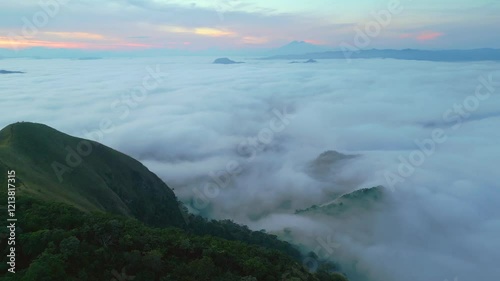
0, 31, 446, 51
398, 31, 445, 42
0, 36, 169, 50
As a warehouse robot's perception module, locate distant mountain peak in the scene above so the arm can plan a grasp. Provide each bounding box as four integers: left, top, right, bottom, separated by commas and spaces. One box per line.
288, 40, 308, 45
283, 40, 322, 48
268, 41, 332, 56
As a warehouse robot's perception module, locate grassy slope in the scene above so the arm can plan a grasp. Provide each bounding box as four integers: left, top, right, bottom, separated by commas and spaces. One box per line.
0, 122, 184, 227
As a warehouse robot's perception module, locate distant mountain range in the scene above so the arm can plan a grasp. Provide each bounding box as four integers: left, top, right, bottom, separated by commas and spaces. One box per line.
262, 48, 500, 62
1, 41, 499, 62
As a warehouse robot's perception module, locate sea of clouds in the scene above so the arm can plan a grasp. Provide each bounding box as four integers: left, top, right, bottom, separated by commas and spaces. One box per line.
1, 57, 499, 281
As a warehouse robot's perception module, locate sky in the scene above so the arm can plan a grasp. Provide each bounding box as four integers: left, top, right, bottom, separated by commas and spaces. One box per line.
1, 57, 499, 280
0, 0, 499, 51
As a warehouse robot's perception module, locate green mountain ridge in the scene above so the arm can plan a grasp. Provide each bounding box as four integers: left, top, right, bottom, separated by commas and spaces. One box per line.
0, 122, 184, 227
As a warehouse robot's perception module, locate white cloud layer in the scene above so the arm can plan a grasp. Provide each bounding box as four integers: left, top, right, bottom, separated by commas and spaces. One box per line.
1, 57, 500, 281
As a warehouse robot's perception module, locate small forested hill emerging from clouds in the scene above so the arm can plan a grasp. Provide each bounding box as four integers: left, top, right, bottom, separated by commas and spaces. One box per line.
0, 122, 349, 281
0, 70, 25, 74
296, 186, 386, 216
